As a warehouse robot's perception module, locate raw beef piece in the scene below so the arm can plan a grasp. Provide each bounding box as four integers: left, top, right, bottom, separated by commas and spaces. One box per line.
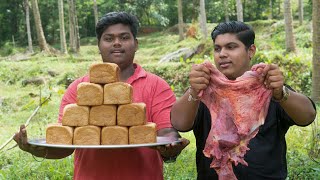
198, 61, 272, 180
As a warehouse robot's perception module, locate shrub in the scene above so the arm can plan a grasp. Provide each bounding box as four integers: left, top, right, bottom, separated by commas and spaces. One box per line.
251, 52, 312, 96
143, 62, 191, 97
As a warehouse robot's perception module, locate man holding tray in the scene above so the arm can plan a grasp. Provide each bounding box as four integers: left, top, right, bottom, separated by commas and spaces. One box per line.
14, 11, 189, 180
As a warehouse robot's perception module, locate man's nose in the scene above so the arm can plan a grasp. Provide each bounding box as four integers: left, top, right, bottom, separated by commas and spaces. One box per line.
113, 38, 121, 47
219, 48, 227, 57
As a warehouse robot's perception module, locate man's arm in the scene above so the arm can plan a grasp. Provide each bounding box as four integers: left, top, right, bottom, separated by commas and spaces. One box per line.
170, 89, 200, 131
262, 64, 316, 125
278, 89, 316, 125
14, 125, 74, 159
170, 64, 210, 131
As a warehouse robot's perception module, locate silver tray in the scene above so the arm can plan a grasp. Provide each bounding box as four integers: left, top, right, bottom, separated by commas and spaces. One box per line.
28, 136, 181, 149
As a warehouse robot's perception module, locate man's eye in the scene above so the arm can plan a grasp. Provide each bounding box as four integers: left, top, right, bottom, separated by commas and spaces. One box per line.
105, 37, 113, 42
121, 36, 130, 40
228, 45, 236, 49
214, 47, 221, 52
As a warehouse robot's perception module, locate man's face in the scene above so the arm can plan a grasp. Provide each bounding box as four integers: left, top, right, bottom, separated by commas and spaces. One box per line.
98, 24, 138, 70
213, 33, 255, 80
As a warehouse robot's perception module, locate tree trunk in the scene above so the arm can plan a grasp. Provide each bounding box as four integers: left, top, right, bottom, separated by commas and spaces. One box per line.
177, 0, 184, 41
30, 0, 49, 52
224, 0, 229, 22
298, 0, 304, 25
312, 0, 320, 103
68, 0, 78, 53
236, 0, 243, 22
268, 0, 273, 20
283, 0, 296, 52
75, 13, 80, 52
93, 0, 99, 25
58, 0, 67, 54
24, 0, 33, 53
199, 0, 207, 40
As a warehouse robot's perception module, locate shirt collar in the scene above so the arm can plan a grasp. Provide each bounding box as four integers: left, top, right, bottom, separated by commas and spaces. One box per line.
126, 63, 147, 84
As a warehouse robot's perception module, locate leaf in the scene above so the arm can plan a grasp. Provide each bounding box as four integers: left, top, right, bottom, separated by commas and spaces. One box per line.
21, 100, 36, 110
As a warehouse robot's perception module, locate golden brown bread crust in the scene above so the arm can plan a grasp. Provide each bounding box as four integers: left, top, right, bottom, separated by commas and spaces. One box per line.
73, 126, 101, 145
117, 103, 146, 126
62, 104, 89, 126
103, 82, 133, 104
89, 63, 120, 84
46, 123, 74, 145
77, 82, 103, 106
89, 105, 117, 126
101, 126, 128, 145
129, 122, 157, 144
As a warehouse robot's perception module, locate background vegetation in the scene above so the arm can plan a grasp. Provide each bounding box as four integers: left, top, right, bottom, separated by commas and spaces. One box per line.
0, 19, 319, 179
0, 0, 314, 48
0, 0, 319, 179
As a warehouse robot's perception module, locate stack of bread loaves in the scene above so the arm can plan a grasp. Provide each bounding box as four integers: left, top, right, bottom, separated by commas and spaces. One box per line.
46, 63, 157, 145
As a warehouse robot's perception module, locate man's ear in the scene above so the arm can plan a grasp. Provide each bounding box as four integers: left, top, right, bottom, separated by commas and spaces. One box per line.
135, 39, 139, 52
248, 44, 256, 59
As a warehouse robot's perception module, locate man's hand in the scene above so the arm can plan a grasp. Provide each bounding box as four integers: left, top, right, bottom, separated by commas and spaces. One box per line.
13, 125, 47, 157
189, 64, 211, 96
154, 128, 190, 162
13, 125, 74, 159
156, 138, 190, 162
261, 64, 284, 100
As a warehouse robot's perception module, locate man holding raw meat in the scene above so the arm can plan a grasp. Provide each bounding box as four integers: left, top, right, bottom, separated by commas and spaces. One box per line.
171, 21, 316, 180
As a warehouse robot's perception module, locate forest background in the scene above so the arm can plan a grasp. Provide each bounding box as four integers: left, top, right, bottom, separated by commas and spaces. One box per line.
0, 0, 319, 179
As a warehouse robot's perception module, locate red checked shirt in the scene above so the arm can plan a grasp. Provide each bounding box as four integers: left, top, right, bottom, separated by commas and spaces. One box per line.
58, 63, 176, 180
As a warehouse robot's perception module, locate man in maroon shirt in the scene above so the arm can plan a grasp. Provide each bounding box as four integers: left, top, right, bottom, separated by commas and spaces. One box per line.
14, 12, 189, 180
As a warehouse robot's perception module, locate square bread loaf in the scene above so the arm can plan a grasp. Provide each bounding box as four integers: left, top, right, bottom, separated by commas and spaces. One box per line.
46, 123, 73, 145
129, 122, 157, 144
73, 126, 101, 145
104, 82, 132, 104
62, 104, 89, 126
89, 63, 120, 84
77, 82, 103, 106
89, 105, 117, 126
117, 103, 146, 126
101, 126, 128, 145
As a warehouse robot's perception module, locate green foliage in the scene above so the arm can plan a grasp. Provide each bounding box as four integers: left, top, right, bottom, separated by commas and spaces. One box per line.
57, 72, 78, 88
0, 151, 74, 180
143, 62, 191, 97
0, 0, 314, 46
251, 51, 312, 96
0, 42, 20, 56
0, 20, 318, 179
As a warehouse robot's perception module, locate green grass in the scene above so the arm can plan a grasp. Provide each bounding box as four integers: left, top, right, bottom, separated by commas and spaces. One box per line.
0, 20, 319, 179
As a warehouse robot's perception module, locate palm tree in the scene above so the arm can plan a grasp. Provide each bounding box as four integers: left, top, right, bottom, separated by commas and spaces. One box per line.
283, 0, 296, 52
93, 0, 99, 25
68, 0, 80, 53
58, 0, 67, 54
24, 0, 33, 53
298, 0, 304, 25
199, 0, 207, 40
30, 0, 50, 52
312, 0, 320, 103
236, 0, 243, 22
177, 0, 184, 41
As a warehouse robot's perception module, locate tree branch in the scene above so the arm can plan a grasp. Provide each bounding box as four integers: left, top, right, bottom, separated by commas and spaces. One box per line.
0, 94, 51, 151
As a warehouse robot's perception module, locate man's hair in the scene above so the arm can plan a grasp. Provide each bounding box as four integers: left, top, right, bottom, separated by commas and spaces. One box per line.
95, 12, 139, 41
211, 21, 255, 49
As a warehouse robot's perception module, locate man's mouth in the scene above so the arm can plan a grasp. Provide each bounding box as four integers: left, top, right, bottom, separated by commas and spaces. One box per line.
111, 49, 124, 54
219, 61, 232, 68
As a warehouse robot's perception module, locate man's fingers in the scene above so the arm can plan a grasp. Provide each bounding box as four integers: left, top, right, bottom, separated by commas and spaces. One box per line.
13, 132, 19, 143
